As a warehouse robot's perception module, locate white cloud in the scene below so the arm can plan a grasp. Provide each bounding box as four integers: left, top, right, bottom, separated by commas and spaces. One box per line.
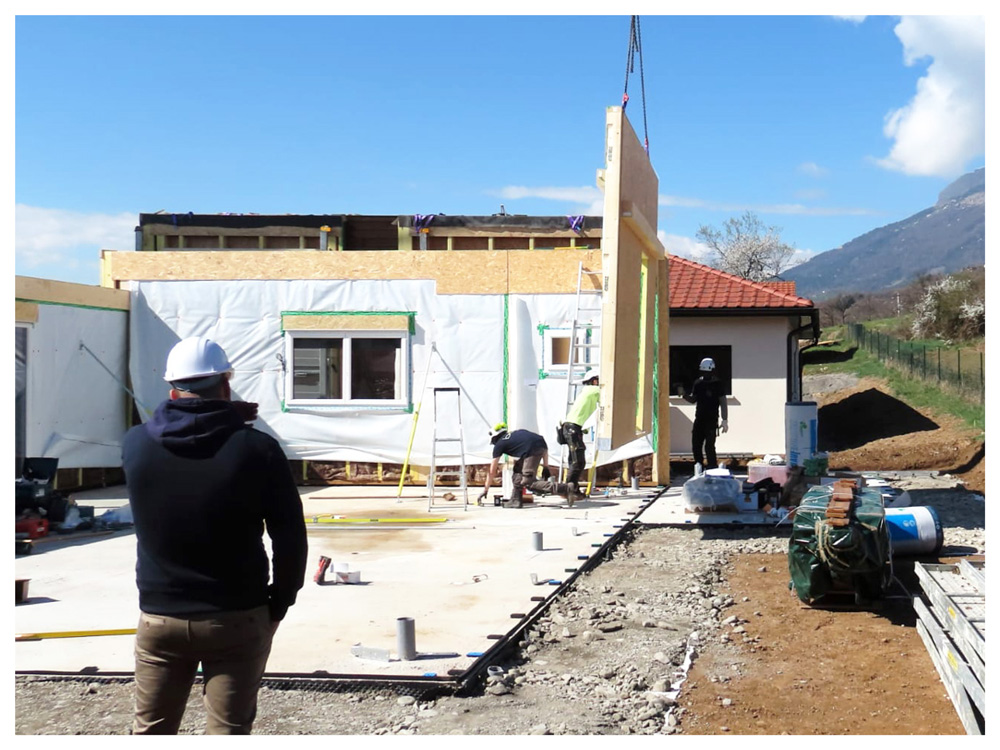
495, 185, 604, 215
794, 188, 828, 201
658, 194, 877, 217
877, 16, 985, 178
833, 16, 867, 24
797, 162, 829, 178
657, 231, 714, 264
16, 204, 136, 268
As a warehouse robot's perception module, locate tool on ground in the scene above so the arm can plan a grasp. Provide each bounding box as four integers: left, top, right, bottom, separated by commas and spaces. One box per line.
16, 628, 137, 642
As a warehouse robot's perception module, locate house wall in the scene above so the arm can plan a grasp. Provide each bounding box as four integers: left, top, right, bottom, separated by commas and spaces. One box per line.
127, 279, 653, 469
15, 277, 130, 469
668, 316, 790, 457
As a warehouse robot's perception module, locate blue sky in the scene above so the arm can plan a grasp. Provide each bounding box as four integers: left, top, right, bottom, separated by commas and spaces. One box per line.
12, 11, 987, 286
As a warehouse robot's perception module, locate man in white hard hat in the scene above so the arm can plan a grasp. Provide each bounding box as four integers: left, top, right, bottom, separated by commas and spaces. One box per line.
559, 367, 600, 498
122, 336, 307, 734
678, 357, 728, 472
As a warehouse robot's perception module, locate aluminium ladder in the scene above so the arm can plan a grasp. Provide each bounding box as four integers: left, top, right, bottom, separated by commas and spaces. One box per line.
559, 262, 603, 493
427, 387, 469, 511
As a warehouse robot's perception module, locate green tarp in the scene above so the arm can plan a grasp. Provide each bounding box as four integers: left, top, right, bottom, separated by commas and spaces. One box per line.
788, 483, 891, 605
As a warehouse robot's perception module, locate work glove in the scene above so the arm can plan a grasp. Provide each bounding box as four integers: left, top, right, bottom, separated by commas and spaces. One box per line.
540, 466, 552, 480
719, 419, 729, 435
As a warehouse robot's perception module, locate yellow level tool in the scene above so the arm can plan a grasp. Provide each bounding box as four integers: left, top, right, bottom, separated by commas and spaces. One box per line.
306, 517, 448, 524
16, 628, 137, 642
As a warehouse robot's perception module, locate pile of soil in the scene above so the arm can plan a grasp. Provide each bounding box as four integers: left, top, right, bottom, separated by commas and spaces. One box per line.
813, 377, 985, 495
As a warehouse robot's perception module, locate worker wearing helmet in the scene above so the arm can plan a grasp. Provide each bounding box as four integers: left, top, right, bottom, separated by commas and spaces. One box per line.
559, 367, 601, 497
678, 357, 729, 472
479, 423, 579, 508
123, 336, 307, 734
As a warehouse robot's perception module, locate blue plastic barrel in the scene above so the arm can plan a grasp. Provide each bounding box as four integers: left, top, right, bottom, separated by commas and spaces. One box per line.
884, 506, 943, 556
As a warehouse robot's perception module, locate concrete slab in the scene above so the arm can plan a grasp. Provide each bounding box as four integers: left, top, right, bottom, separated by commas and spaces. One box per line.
15, 484, 657, 679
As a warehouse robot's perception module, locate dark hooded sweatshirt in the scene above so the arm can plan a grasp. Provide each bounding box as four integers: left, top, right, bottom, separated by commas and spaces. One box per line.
122, 398, 307, 622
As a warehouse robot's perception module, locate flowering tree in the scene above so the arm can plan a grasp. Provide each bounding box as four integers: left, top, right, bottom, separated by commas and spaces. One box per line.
911, 274, 985, 340
696, 211, 795, 282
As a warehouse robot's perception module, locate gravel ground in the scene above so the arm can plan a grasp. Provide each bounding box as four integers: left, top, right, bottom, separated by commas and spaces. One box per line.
16, 480, 984, 736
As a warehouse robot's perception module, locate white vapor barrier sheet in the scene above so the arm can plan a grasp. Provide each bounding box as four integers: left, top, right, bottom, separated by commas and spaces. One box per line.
24, 303, 129, 467
129, 280, 652, 466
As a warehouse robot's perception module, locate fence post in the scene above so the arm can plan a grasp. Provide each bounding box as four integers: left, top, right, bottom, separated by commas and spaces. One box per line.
958, 349, 962, 387
923, 346, 926, 379
937, 347, 941, 383
981, 351, 985, 404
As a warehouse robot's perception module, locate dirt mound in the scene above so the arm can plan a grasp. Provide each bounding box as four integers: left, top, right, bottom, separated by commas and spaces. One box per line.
815, 378, 985, 495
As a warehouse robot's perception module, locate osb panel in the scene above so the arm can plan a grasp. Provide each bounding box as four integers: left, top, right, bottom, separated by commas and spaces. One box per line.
15, 276, 130, 311
15, 301, 39, 323
281, 313, 411, 331
597, 107, 660, 451
507, 250, 602, 294
108, 249, 602, 295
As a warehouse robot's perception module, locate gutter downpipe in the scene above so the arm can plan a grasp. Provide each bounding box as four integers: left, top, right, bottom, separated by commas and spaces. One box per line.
787, 310, 821, 402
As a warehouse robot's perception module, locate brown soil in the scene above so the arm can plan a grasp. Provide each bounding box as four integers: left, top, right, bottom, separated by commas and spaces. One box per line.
680, 554, 966, 735
815, 377, 985, 495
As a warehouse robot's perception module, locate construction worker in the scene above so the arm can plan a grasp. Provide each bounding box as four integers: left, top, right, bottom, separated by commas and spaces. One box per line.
122, 336, 307, 734
560, 367, 600, 495
479, 423, 579, 508
678, 357, 728, 472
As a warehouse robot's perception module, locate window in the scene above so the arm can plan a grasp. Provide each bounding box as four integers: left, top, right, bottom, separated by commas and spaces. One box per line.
282, 312, 413, 407
669, 345, 732, 396
542, 326, 599, 377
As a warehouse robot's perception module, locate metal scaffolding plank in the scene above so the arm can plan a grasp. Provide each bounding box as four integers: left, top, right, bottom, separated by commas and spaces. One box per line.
915, 563, 985, 663
914, 597, 985, 710
958, 559, 985, 593
915, 619, 983, 735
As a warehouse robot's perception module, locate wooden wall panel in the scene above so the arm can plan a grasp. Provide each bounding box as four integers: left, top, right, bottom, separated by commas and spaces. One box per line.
597, 107, 665, 451
281, 313, 412, 331
107, 249, 603, 296
15, 276, 130, 310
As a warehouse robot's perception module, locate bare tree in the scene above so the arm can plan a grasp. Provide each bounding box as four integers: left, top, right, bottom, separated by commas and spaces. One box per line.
823, 293, 857, 325
696, 211, 795, 282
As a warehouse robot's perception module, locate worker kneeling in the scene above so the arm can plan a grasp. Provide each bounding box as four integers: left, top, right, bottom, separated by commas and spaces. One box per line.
479, 423, 580, 508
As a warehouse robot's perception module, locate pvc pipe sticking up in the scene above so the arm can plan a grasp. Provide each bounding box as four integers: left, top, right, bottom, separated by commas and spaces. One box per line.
396, 617, 416, 661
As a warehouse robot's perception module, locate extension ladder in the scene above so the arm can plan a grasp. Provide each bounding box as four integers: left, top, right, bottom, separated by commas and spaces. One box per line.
559, 262, 603, 494
427, 387, 469, 511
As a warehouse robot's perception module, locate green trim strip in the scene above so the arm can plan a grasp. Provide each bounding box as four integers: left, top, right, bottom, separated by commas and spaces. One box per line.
651, 288, 659, 453
15, 298, 128, 314
502, 294, 509, 424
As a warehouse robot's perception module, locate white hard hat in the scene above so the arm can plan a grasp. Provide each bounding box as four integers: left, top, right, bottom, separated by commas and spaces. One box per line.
164, 336, 233, 384
575, 367, 600, 384
699, 357, 716, 372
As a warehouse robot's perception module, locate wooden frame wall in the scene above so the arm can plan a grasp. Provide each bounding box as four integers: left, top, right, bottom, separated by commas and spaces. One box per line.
596, 106, 667, 453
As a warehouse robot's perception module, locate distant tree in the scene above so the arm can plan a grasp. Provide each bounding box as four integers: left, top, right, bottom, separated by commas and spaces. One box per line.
823, 293, 857, 325
696, 211, 795, 282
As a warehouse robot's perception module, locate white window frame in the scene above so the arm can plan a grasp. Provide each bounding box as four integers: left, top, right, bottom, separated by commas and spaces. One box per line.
542, 326, 599, 378
284, 328, 410, 409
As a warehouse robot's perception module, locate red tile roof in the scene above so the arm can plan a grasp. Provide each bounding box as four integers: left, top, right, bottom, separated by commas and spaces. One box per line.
668, 255, 814, 310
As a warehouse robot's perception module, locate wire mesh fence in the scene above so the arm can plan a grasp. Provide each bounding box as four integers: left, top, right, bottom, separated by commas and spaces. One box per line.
848, 324, 985, 403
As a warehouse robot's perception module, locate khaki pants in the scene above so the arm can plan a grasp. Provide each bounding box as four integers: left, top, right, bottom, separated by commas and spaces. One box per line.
133, 606, 273, 735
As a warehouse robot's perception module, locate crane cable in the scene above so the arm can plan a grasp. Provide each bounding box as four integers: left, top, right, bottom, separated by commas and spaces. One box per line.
621, 15, 649, 155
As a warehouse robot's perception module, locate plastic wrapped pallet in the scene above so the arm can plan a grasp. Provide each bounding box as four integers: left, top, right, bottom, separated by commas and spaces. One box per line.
788, 482, 891, 605
682, 470, 742, 512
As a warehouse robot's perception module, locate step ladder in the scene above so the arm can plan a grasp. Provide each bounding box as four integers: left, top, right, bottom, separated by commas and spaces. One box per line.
427, 387, 469, 511
559, 262, 603, 494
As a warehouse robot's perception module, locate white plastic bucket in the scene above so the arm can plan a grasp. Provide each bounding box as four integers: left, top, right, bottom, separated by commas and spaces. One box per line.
885, 506, 943, 556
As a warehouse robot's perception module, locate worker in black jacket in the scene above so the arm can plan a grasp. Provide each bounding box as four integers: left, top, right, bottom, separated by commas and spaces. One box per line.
678, 357, 729, 472
123, 336, 307, 735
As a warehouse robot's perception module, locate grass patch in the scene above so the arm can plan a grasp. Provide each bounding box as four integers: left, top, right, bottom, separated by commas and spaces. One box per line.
804, 344, 985, 435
